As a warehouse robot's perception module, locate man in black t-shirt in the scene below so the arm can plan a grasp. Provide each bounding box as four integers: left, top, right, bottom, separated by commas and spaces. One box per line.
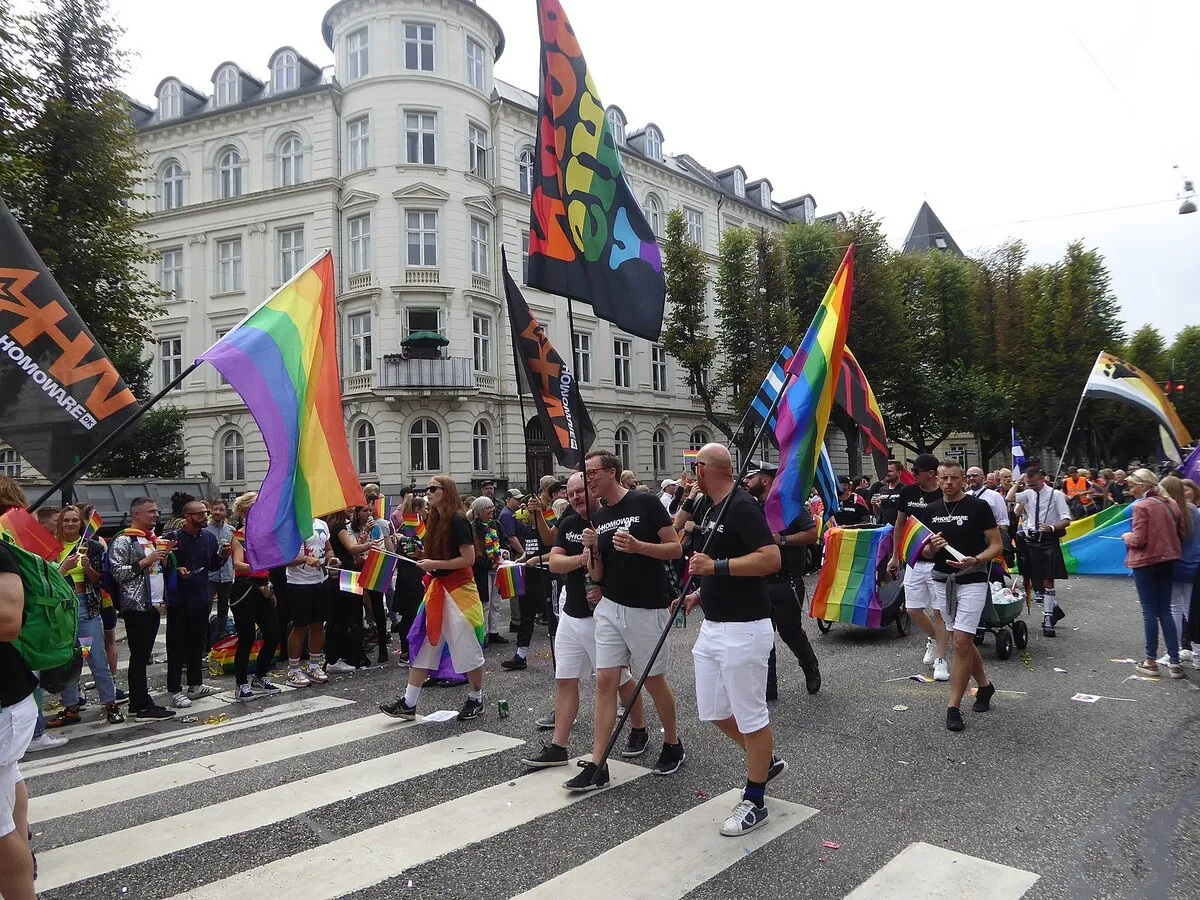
743, 463, 821, 697
922, 459, 1003, 732
565, 451, 684, 792
683, 444, 786, 837
833, 477, 871, 527
522, 472, 647, 769
888, 453, 951, 682
870, 460, 906, 528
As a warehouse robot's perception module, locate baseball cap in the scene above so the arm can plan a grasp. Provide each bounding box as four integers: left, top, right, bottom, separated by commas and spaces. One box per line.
838, 475, 852, 485
660, 478, 678, 489
505, 488, 524, 500
747, 460, 779, 477
913, 453, 940, 473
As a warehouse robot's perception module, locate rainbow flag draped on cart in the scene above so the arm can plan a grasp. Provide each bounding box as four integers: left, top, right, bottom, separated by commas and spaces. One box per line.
810, 525, 892, 628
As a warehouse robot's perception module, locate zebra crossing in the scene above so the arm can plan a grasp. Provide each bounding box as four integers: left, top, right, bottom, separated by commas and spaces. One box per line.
26, 689, 1041, 899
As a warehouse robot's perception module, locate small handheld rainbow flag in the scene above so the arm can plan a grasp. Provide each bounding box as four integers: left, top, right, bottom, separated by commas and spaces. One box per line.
338, 568, 364, 595
683, 449, 698, 467
371, 497, 387, 522
401, 513, 426, 543
496, 563, 525, 599
810, 525, 892, 628
81, 510, 103, 544
541, 506, 559, 528
0, 508, 63, 561
360, 547, 398, 593
897, 515, 935, 567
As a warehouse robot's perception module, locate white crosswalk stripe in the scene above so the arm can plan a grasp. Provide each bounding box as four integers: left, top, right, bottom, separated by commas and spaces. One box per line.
845, 842, 1039, 899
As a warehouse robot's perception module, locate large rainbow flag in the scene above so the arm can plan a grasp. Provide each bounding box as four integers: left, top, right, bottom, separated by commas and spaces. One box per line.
810, 525, 892, 627
1059, 502, 1133, 575
765, 246, 854, 531
199, 252, 365, 569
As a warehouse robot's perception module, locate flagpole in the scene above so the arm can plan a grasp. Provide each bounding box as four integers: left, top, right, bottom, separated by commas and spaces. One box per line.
565, 296, 595, 526
592, 367, 796, 781
1054, 392, 1087, 485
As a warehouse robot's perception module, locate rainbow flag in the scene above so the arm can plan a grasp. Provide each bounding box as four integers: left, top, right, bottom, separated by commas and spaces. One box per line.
407, 568, 484, 680
338, 568, 363, 596
1060, 502, 1133, 575
401, 513, 426, 544
0, 508, 63, 561
371, 497, 387, 522
896, 515, 935, 567
541, 506, 559, 528
683, 449, 699, 467
199, 251, 366, 570
765, 246, 854, 531
80, 510, 103, 544
496, 563, 525, 599
360, 547, 398, 593
810, 524, 891, 628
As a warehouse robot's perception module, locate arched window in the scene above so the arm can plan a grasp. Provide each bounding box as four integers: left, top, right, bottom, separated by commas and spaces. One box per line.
606, 107, 625, 146
0, 448, 20, 478
732, 169, 745, 198
614, 427, 632, 471
517, 146, 534, 196
689, 429, 710, 451
355, 420, 376, 475
161, 160, 184, 210
278, 134, 304, 187
215, 65, 239, 107
642, 193, 662, 237
652, 429, 669, 473
645, 127, 662, 161
222, 430, 245, 482
472, 420, 490, 472
272, 51, 297, 92
217, 147, 243, 198
158, 81, 180, 119
410, 417, 441, 472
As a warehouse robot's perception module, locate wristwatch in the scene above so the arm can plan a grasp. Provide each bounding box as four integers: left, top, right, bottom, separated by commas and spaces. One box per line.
777, 534, 786, 547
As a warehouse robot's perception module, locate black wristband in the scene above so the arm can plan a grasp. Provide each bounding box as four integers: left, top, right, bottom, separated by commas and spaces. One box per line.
715, 559, 730, 576
682, 498, 696, 514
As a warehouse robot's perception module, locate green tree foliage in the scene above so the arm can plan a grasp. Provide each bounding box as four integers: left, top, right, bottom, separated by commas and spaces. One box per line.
780, 220, 839, 330
1168, 325, 1200, 442
1124, 325, 1168, 381
714, 227, 758, 414
0, 0, 184, 478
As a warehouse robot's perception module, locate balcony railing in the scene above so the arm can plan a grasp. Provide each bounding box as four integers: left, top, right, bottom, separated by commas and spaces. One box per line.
405, 267, 441, 286
471, 273, 492, 293
347, 272, 374, 291
343, 372, 376, 394
378, 356, 476, 391
475, 372, 498, 391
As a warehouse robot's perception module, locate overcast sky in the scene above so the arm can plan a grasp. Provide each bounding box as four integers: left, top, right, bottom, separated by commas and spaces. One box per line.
111, 0, 1200, 342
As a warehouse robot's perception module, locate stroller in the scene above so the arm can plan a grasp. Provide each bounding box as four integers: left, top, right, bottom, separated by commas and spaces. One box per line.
972, 568, 1028, 660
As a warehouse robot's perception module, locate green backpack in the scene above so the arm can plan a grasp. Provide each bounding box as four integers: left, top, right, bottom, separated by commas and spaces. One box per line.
2, 534, 82, 691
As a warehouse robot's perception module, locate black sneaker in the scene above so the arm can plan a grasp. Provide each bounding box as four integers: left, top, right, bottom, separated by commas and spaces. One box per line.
380, 698, 418, 720
135, 704, 175, 720
652, 740, 685, 775
563, 761, 609, 792
805, 667, 822, 695
535, 711, 556, 730
767, 755, 789, 783
1051, 606, 1066, 624
972, 683, 996, 712
620, 727, 649, 758
457, 697, 484, 721
113, 688, 129, 705
521, 743, 569, 768
946, 707, 964, 732
1043, 618, 1056, 638
105, 703, 125, 725
500, 654, 528, 671
487, 633, 510, 645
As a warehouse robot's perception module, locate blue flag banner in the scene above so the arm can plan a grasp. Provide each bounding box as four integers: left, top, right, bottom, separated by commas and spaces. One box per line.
747, 346, 794, 433
1011, 426, 1027, 478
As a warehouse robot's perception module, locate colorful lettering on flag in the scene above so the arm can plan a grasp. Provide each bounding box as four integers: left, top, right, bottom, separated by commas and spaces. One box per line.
896, 515, 935, 567
765, 246, 854, 532
810, 525, 892, 628
359, 547, 398, 593
527, 0, 665, 342
199, 251, 366, 570
496, 563, 526, 600
1082, 351, 1192, 448
338, 568, 363, 596
0, 508, 63, 561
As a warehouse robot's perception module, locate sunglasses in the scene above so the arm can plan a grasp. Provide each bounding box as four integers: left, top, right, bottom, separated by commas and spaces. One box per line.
425, 485, 441, 494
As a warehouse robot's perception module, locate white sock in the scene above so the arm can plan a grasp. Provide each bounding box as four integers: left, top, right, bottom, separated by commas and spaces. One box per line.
1044, 590, 1057, 615
468, 689, 483, 702
404, 684, 421, 706
516, 646, 528, 659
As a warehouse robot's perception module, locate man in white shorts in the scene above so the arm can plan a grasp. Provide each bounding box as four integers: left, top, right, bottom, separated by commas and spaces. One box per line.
1, 531, 39, 900
566, 451, 684, 792
681, 444, 788, 836
889, 453, 951, 681
922, 459, 1003, 732
521, 472, 647, 768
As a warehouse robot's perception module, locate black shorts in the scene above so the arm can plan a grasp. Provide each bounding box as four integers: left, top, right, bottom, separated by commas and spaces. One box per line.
101, 605, 118, 631
287, 581, 331, 628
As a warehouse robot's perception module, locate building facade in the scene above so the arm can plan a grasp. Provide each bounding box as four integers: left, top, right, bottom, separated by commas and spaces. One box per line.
2, 0, 833, 496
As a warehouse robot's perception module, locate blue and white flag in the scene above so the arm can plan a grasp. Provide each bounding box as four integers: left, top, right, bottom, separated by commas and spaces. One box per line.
1011, 425, 1027, 478
814, 445, 840, 524
747, 346, 794, 432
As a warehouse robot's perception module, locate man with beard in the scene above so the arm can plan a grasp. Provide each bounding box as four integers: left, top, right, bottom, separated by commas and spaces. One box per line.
743, 462, 821, 697
870, 460, 906, 528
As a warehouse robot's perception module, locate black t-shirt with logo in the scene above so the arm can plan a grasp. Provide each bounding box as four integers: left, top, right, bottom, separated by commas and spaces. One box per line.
593, 489, 674, 609
927, 495, 997, 585
553, 511, 592, 619
0, 543, 39, 708
872, 482, 905, 527
833, 493, 870, 527
898, 484, 943, 527
697, 489, 776, 622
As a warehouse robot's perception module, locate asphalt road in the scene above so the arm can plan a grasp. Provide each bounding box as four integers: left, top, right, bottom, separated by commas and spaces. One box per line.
24, 574, 1200, 899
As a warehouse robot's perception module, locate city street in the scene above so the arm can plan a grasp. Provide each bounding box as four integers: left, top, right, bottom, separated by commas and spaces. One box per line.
27, 574, 1199, 900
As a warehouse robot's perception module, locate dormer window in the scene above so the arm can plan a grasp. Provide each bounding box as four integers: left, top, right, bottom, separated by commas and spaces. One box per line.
158, 81, 180, 119
272, 51, 297, 92
733, 169, 745, 198
759, 182, 771, 208
606, 107, 625, 146
803, 196, 815, 223
645, 126, 662, 162
215, 66, 239, 107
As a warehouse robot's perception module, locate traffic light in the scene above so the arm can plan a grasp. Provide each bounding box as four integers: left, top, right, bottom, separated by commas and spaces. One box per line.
1165, 380, 1185, 394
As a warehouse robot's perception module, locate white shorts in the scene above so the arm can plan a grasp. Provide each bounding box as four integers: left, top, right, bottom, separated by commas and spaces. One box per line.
0, 695, 37, 839
903, 561, 936, 610
931, 580, 989, 634
594, 598, 671, 677
692, 619, 774, 734
554, 612, 633, 684
412, 596, 486, 675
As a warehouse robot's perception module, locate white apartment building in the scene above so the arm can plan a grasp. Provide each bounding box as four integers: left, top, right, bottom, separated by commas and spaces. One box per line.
1, 0, 843, 496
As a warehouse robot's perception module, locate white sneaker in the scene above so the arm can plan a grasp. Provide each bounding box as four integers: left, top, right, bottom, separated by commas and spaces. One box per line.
307, 665, 329, 684
720, 799, 769, 836
171, 692, 192, 708
326, 660, 357, 674
922, 639, 936, 666
933, 658, 950, 682
1180, 649, 1194, 662
187, 684, 218, 699
1158, 653, 1171, 666
23, 733, 69, 754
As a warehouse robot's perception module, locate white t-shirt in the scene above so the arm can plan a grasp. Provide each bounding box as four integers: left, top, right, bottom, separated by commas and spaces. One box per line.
1014, 486, 1070, 532
286, 518, 330, 585
133, 533, 166, 604
969, 487, 1009, 530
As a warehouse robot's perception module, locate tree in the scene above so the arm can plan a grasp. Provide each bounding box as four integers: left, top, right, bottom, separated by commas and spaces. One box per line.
0, 0, 184, 478
714, 227, 759, 415
1168, 325, 1200, 442
660, 209, 730, 439
781, 220, 839, 330
1124, 325, 1168, 382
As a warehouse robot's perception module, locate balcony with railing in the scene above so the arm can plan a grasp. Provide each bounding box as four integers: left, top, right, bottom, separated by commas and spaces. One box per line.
377, 355, 477, 392
343, 371, 376, 395
470, 273, 492, 293
405, 267, 441, 286
347, 272, 375, 292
